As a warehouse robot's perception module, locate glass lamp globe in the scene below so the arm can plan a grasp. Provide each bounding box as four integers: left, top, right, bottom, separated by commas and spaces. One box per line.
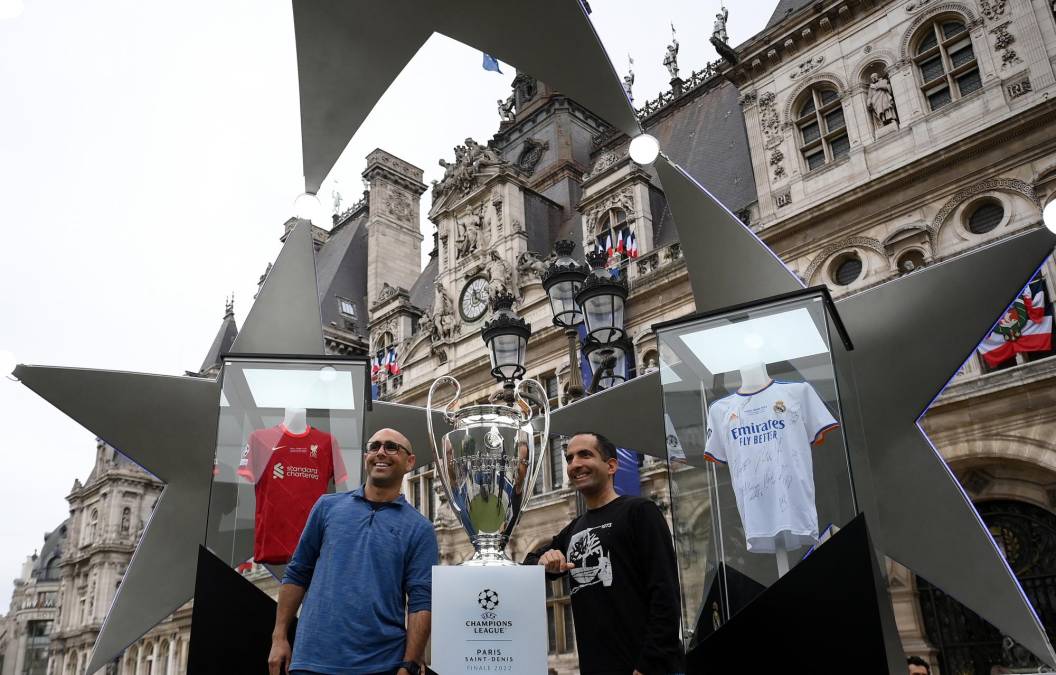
629, 134, 660, 165
1044, 200, 1056, 235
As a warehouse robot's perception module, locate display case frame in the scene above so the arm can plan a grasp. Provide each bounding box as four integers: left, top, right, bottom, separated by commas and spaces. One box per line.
654, 286, 858, 646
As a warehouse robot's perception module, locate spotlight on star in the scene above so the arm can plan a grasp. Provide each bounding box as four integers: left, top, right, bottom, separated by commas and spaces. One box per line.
629, 134, 660, 165
0, 350, 17, 378
0, 0, 24, 20
1044, 200, 1056, 235
293, 192, 325, 226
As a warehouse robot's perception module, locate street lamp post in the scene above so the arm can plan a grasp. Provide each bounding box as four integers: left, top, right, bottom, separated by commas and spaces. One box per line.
541, 240, 589, 400
481, 291, 532, 402
576, 251, 630, 392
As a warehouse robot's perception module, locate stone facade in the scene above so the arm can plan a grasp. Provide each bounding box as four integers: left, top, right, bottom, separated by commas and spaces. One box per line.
5, 1, 1056, 673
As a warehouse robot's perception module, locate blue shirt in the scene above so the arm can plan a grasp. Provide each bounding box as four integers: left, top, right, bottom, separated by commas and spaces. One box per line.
282, 487, 438, 675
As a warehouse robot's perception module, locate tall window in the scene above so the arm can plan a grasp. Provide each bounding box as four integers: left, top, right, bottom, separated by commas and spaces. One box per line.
914, 17, 980, 112
593, 208, 636, 259
546, 576, 575, 654
408, 468, 436, 522
795, 84, 850, 171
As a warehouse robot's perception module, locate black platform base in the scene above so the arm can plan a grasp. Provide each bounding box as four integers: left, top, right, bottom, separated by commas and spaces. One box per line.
187, 546, 293, 674
687, 514, 903, 674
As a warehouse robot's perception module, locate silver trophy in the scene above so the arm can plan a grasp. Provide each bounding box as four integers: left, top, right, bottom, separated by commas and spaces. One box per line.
428, 375, 550, 565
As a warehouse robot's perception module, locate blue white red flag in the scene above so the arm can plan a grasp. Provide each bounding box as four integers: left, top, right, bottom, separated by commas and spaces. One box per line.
482, 53, 503, 73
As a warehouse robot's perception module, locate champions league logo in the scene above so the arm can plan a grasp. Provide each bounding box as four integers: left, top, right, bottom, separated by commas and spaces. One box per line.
478, 588, 499, 612
484, 427, 503, 451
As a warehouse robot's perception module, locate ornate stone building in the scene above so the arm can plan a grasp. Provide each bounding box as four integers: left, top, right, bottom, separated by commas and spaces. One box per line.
5, 1, 1056, 673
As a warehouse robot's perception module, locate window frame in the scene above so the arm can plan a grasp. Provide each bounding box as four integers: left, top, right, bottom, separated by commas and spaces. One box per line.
913, 17, 980, 113
545, 575, 575, 654
795, 84, 850, 172
593, 207, 637, 261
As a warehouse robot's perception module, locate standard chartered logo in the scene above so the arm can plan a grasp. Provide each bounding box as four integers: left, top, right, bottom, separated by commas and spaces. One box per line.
273, 463, 285, 480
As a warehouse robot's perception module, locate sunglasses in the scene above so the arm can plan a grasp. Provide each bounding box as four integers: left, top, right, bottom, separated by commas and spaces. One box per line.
366, 440, 410, 456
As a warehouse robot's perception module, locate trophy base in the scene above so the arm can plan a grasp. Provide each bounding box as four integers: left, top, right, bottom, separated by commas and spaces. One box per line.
461, 549, 517, 567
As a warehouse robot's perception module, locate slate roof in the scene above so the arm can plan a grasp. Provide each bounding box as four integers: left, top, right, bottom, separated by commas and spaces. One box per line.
644, 78, 757, 244
198, 306, 238, 374
317, 209, 370, 335
32, 520, 68, 582
765, 0, 816, 30
409, 254, 438, 313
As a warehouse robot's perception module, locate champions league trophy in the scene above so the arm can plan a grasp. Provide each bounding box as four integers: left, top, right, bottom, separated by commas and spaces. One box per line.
428, 375, 550, 565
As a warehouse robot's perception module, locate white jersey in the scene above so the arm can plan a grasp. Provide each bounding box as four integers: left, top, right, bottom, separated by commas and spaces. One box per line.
704, 380, 839, 553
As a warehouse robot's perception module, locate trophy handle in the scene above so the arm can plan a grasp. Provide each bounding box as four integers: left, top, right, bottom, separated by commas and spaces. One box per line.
427, 376, 462, 514
515, 378, 550, 499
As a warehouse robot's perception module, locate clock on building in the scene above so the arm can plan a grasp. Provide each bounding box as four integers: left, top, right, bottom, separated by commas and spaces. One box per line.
460, 276, 490, 322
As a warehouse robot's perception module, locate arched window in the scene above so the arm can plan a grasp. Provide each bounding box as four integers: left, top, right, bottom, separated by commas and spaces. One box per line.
795, 84, 849, 171
913, 17, 980, 112
593, 208, 637, 259
88, 509, 98, 543
916, 500, 1056, 673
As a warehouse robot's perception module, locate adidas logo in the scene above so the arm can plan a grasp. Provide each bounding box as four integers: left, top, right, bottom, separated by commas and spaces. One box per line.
273, 463, 285, 480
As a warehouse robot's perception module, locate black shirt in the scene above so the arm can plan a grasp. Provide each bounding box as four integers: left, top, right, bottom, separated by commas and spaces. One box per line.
524, 496, 685, 675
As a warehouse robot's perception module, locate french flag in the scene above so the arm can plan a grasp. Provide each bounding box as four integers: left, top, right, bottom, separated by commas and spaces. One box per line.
615, 230, 626, 255
605, 233, 614, 257
370, 354, 381, 382
388, 346, 401, 375
627, 231, 639, 258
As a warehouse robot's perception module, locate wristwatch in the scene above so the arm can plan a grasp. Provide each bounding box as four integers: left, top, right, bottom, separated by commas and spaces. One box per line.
398, 661, 422, 675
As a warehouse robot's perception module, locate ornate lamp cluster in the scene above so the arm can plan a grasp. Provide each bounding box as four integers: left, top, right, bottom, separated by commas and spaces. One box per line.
481, 291, 531, 401
541, 240, 631, 398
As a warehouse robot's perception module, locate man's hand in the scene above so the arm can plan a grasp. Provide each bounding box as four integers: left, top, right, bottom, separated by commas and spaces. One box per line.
267, 635, 291, 675
537, 549, 575, 574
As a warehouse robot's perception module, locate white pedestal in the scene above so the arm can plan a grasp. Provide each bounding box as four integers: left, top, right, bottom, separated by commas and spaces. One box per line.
431, 565, 547, 675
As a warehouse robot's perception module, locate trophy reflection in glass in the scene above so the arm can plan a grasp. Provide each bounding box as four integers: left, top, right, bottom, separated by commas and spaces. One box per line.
427, 375, 549, 565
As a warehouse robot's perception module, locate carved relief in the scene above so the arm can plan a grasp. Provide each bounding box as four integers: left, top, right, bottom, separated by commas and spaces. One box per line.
789, 55, 825, 80
1006, 77, 1033, 99
770, 148, 786, 180
433, 282, 459, 342
432, 138, 514, 203
803, 237, 885, 282
758, 91, 782, 148
516, 138, 548, 174
905, 0, 939, 11
385, 187, 412, 221
377, 282, 399, 304
979, 0, 1007, 21
485, 250, 514, 300
929, 178, 1038, 240
584, 149, 623, 180
584, 186, 636, 235
516, 251, 550, 285
775, 190, 792, 208
990, 22, 1022, 68
738, 90, 758, 107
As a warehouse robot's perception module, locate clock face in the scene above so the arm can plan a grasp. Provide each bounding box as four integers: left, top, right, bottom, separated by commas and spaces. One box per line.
460, 277, 490, 322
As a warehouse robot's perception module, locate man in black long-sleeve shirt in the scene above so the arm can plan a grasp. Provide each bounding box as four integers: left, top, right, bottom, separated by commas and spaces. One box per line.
524, 432, 685, 675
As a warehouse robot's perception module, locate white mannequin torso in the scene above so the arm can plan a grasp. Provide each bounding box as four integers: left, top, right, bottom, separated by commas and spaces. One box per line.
282, 407, 308, 434
737, 362, 771, 393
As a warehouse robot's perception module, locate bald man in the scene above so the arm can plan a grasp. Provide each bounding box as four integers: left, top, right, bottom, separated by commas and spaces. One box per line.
269, 429, 439, 675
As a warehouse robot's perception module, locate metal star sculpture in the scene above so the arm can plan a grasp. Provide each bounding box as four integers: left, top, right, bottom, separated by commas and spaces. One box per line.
548, 159, 1056, 664
16, 222, 329, 673
291, 0, 1055, 663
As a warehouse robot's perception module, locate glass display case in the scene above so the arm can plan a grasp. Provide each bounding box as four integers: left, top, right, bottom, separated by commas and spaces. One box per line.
655, 288, 856, 647
206, 356, 369, 569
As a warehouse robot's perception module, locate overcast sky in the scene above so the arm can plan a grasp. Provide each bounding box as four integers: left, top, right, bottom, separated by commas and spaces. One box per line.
0, 1, 775, 587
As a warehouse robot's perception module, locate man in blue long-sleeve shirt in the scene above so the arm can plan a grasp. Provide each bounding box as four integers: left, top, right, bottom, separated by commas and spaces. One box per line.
269, 428, 439, 675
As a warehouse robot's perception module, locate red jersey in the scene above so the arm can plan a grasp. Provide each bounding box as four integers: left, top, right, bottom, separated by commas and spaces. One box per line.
238, 424, 348, 564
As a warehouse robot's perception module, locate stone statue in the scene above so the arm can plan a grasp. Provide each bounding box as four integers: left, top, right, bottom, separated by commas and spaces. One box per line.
517, 251, 550, 282
485, 250, 513, 299
418, 309, 438, 343
867, 72, 898, 126
498, 94, 515, 122
663, 25, 680, 79
331, 186, 342, 215
435, 282, 457, 341
713, 5, 729, 44
623, 56, 635, 104
455, 209, 483, 258
900, 258, 917, 275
